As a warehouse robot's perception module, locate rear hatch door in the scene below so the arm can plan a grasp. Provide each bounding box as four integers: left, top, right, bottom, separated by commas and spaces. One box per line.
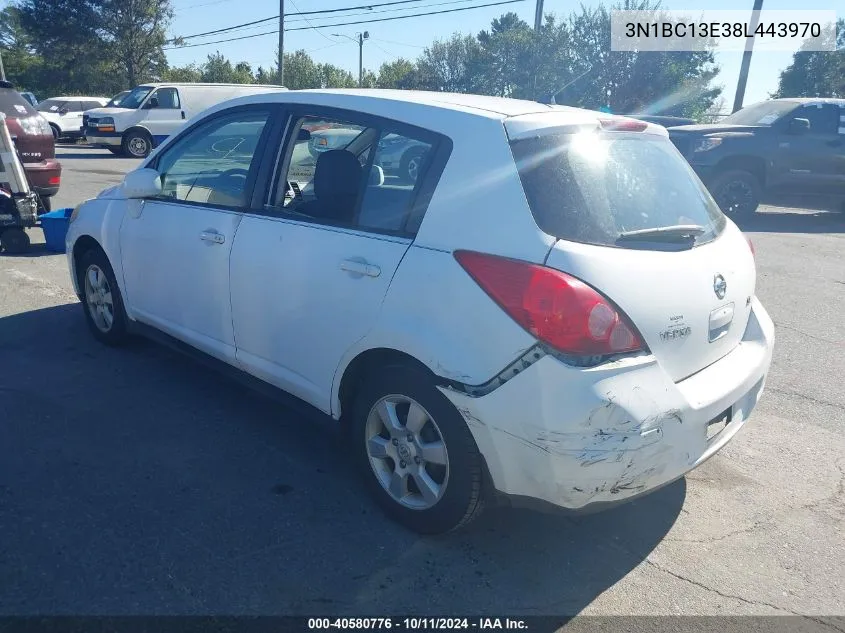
507, 118, 755, 381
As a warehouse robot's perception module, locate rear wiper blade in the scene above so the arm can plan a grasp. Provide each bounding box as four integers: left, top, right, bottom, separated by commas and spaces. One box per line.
616, 224, 706, 242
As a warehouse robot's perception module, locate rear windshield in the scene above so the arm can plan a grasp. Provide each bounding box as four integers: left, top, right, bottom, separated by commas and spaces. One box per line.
509, 131, 726, 248
0, 88, 37, 118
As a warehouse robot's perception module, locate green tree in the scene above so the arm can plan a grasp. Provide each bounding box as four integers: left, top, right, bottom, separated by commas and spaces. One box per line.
403, 33, 484, 92
376, 58, 415, 88
319, 63, 357, 88
162, 63, 202, 82
560, 1, 721, 118
283, 50, 322, 89
16, 0, 113, 95
100, 0, 172, 88
0, 6, 43, 93
475, 12, 534, 97
773, 19, 844, 98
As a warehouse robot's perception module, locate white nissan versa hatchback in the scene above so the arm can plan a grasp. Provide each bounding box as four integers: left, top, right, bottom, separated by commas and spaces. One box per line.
66, 90, 774, 534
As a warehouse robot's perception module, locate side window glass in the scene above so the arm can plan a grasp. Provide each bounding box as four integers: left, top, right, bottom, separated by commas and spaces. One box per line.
357, 132, 433, 232
276, 116, 368, 224
72, 101, 85, 113
796, 105, 838, 135
156, 88, 180, 109
155, 111, 270, 208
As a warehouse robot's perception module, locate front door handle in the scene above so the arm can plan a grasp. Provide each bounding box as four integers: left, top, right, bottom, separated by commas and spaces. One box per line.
181, 111, 186, 120
199, 230, 225, 244
340, 259, 381, 278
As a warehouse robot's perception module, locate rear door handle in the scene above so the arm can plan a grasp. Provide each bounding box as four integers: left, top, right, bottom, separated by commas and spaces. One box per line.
181, 111, 186, 120
199, 230, 225, 244
340, 259, 381, 278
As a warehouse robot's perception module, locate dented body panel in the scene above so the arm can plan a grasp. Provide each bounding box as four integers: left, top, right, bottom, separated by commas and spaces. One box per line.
440, 298, 774, 510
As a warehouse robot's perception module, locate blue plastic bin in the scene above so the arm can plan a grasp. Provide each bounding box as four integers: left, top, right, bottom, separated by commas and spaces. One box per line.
40, 208, 73, 253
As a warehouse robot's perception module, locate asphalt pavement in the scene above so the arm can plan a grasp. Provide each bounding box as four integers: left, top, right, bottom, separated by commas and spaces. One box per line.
0, 145, 843, 618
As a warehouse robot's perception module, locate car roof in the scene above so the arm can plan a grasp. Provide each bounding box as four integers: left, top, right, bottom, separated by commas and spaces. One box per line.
244, 89, 566, 120
45, 96, 108, 101
768, 97, 845, 106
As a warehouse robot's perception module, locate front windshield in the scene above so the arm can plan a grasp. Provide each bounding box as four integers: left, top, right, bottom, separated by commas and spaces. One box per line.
118, 86, 153, 110
720, 101, 797, 126
36, 99, 67, 113
107, 91, 130, 108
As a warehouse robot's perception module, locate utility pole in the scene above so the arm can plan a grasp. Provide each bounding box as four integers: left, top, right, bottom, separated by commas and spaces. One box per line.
358, 32, 369, 86
334, 32, 369, 86
278, 0, 285, 85
732, 0, 764, 113
533, 0, 544, 32
0, 50, 6, 82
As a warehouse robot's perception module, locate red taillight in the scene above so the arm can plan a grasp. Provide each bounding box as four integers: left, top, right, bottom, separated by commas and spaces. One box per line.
48, 176, 60, 185
598, 117, 648, 132
455, 251, 644, 356
746, 236, 755, 259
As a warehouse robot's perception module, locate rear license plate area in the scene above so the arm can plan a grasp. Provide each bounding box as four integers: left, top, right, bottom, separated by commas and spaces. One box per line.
706, 407, 732, 441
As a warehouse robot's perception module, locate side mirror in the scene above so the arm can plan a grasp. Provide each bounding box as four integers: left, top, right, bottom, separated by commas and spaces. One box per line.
144, 97, 159, 110
297, 128, 312, 142
58, 108, 68, 116
788, 117, 810, 135
122, 168, 161, 199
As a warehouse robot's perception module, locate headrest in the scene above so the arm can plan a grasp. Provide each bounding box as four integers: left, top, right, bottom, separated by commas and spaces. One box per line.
314, 150, 362, 200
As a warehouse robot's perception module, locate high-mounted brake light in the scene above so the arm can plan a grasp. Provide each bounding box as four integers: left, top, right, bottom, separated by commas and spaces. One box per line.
455, 251, 645, 357
598, 117, 648, 132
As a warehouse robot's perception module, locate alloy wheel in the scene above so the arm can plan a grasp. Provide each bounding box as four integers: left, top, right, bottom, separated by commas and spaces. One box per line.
364, 395, 450, 510
84, 264, 115, 332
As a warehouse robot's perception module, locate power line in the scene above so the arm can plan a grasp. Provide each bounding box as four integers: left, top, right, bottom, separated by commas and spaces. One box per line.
288, 0, 336, 43
176, 0, 431, 41
285, 1, 526, 32
165, 0, 525, 49
286, 0, 479, 24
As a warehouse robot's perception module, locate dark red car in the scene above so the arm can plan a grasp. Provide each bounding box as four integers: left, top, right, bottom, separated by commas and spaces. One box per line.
0, 81, 61, 210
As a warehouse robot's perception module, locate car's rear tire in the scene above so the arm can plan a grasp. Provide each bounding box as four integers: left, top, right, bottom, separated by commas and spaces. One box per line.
122, 130, 152, 158
0, 228, 30, 254
351, 362, 486, 534
709, 170, 761, 217
77, 248, 130, 346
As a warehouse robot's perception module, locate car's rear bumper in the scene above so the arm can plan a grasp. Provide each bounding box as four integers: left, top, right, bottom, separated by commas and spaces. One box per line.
23, 159, 62, 197
439, 297, 775, 511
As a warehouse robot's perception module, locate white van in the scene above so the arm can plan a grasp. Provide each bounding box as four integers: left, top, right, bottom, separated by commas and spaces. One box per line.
84, 83, 286, 157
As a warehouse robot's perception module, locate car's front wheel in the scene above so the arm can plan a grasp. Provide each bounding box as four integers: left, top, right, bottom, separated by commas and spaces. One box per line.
352, 362, 486, 534
122, 130, 153, 158
709, 169, 761, 217
78, 248, 130, 345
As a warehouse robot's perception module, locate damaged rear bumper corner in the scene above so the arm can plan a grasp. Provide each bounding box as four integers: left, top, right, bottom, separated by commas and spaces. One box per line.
438, 298, 774, 512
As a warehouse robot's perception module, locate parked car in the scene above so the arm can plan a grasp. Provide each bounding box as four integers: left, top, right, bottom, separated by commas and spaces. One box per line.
37, 96, 109, 140
669, 98, 845, 215
84, 82, 286, 158
0, 81, 61, 210
66, 90, 774, 534
19, 92, 38, 107
309, 127, 430, 183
